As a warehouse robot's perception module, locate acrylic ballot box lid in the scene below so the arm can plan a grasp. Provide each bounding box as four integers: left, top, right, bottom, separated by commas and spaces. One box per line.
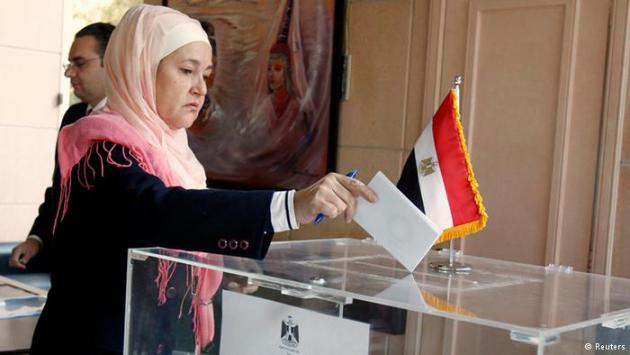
128, 238, 630, 344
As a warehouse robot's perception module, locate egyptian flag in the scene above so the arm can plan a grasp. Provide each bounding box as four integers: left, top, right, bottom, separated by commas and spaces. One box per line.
397, 87, 487, 244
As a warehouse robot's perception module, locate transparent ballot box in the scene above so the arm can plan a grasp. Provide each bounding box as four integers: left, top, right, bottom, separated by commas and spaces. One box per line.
125, 238, 630, 355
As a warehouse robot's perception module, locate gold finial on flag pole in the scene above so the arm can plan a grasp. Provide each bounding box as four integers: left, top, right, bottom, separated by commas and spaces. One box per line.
453, 75, 462, 89
452, 75, 462, 101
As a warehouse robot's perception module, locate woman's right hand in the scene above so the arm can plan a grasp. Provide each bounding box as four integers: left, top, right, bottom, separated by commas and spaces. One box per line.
293, 172, 378, 225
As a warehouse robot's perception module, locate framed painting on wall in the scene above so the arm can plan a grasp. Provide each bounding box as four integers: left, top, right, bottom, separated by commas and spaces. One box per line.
167, 0, 343, 189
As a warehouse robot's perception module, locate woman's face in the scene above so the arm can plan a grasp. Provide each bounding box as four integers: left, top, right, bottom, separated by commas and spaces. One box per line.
156, 42, 213, 130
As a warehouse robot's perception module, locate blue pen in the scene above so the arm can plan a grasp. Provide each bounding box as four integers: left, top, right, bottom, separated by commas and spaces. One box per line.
314, 169, 358, 224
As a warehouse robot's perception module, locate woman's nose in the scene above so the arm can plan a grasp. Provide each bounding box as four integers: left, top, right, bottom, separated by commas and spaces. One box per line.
192, 75, 207, 96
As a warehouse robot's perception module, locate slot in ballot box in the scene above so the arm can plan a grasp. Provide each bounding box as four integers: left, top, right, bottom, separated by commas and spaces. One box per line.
124, 238, 630, 355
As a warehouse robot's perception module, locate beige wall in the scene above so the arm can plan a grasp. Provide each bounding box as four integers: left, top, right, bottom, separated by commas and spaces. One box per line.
0, 1, 65, 243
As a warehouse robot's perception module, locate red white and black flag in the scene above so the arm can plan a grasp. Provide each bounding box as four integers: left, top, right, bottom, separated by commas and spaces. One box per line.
396, 87, 487, 244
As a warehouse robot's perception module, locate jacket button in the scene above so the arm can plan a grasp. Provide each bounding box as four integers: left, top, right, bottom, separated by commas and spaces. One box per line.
229, 240, 238, 250
240, 240, 249, 250
218, 239, 227, 249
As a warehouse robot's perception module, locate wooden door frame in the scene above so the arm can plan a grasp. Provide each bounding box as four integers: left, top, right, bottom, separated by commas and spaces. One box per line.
590, 0, 630, 276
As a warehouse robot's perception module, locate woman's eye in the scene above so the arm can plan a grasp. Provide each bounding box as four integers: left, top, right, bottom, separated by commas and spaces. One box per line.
180, 68, 193, 75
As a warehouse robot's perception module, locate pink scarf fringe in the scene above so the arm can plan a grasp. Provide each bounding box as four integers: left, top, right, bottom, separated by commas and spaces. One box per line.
154, 254, 223, 355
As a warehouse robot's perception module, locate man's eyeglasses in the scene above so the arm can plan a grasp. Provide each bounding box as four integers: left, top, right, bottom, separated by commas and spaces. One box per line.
63, 57, 100, 71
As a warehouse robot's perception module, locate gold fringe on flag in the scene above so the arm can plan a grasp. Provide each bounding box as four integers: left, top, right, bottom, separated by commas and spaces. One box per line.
435, 89, 488, 245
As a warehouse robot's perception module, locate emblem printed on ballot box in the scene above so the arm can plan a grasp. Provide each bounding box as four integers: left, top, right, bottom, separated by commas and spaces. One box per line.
281, 315, 300, 348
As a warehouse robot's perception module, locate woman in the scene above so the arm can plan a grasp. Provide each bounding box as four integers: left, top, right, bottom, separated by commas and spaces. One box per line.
30, 5, 376, 354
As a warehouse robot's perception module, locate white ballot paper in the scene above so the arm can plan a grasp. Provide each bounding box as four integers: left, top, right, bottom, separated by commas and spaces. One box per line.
353, 171, 443, 271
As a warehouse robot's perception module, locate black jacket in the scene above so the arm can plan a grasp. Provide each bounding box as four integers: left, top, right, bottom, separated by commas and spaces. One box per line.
30, 141, 275, 354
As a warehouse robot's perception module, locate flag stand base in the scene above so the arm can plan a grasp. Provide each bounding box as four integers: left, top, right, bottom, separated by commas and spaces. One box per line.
428, 261, 472, 274
428, 241, 472, 274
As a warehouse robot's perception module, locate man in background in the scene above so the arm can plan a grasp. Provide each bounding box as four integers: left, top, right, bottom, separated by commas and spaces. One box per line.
9, 22, 115, 270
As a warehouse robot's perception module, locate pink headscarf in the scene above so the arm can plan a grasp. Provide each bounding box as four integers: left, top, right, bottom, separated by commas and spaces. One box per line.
102, 4, 209, 189
55, 5, 220, 354
57, 4, 210, 195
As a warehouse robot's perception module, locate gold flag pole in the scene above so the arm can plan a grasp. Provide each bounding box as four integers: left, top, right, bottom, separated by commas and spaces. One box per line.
429, 75, 473, 274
